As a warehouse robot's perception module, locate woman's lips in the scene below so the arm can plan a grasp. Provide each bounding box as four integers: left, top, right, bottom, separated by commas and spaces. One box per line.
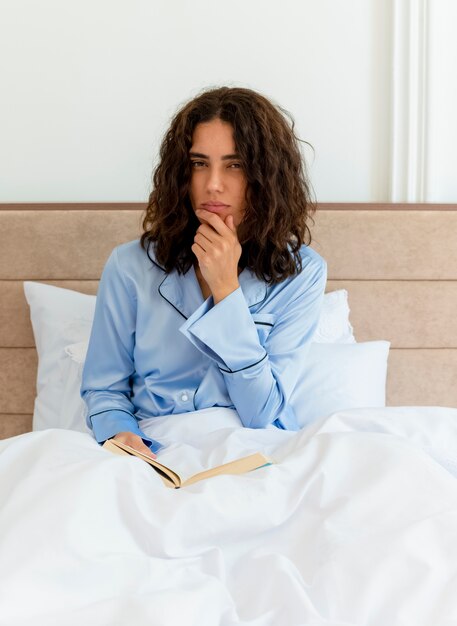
200, 203, 229, 214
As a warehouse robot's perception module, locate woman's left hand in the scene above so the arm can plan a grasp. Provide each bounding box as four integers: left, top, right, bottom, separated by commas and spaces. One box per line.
192, 209, 242, 303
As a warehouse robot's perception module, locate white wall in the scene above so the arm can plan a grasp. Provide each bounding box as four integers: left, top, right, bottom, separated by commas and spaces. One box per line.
0, 0, 454, 203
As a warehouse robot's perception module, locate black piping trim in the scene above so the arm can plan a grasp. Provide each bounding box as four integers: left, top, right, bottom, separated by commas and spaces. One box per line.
90, 409, 135, 419
247, 287, 268, 309
147, 241, 188, 320
146, 240, 166, 271
254, 321, 273, 327
158, 275, 188, 321
192, 386, 198, 410
218, 351, 268, 374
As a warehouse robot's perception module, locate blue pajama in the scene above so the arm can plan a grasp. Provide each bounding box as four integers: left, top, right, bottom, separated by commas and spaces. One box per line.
80, 239, 327, 452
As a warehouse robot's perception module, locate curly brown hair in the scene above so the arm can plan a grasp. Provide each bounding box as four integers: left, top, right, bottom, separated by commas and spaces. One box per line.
140, 86, 316, 285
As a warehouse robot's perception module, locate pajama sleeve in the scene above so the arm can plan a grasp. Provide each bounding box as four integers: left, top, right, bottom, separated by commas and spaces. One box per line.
80, 248, 163, 453
179, 254, 327, 430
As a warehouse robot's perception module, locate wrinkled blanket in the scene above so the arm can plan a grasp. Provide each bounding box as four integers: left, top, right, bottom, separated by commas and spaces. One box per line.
1, 406, 457, 626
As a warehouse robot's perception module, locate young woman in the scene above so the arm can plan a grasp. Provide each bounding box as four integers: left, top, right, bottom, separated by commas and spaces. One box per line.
80, 86, 327, 459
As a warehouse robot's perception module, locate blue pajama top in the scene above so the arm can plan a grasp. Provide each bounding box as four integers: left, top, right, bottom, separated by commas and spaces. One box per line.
80, 239, 327, 452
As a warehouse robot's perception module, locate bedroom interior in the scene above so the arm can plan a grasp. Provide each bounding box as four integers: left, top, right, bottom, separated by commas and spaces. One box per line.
2, 1, 457, 623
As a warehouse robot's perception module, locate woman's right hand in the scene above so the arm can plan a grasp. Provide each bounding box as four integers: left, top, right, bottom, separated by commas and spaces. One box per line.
112, 431, 157, 459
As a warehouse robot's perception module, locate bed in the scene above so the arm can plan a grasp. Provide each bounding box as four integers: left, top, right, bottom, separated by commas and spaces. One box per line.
0, 202, 456, 625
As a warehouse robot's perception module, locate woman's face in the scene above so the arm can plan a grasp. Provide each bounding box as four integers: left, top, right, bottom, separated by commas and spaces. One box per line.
188, 118, 247, 229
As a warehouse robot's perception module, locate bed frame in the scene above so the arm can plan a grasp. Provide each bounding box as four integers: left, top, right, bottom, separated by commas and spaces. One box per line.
1, 203, 456, 440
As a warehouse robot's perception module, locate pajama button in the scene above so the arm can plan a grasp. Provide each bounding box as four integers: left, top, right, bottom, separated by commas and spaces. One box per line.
181, 393, 189, 402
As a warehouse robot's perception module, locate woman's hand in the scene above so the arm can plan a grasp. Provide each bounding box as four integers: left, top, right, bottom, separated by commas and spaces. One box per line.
192, 209, 242, 303
112, 432, 156, 459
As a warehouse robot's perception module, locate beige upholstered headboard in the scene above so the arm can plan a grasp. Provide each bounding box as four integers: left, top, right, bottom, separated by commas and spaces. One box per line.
1, 203, 456, 440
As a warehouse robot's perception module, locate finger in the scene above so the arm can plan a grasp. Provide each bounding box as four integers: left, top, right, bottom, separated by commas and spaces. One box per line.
196, 209, 231, 236
194, 230, 212, 250
225, 214, 236, 232
191, 242, 205, 260
114, 433, 156, 459
131, 443, 156, 459
196, 222, 221, 241
137, 443, 156, 459
131, 443, 156, 460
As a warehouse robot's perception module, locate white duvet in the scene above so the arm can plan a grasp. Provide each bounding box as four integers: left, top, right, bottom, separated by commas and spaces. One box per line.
1, 405, 457, 626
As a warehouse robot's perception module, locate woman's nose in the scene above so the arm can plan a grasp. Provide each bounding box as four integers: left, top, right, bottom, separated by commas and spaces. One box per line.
206, 167, 224, 192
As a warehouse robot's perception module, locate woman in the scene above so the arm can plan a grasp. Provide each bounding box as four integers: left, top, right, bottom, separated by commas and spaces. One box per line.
80, 86, 327, 460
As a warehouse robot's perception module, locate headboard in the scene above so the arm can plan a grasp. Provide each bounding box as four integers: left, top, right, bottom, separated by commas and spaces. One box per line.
1, 203, 456, 440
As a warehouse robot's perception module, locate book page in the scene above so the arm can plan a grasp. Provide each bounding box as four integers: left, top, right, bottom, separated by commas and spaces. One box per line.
103, 440, 219, 484
154, 442, 218, 483
102, 440, 181, 487
104, 439, 273, 488
182, 453, 272, 487
155, 444, 272, 486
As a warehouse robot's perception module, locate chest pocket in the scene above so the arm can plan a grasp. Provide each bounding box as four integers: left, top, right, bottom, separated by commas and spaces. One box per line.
252, 313, 276, 346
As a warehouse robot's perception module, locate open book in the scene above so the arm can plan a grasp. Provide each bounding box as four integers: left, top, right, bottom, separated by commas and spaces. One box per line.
102, 438, 273, 489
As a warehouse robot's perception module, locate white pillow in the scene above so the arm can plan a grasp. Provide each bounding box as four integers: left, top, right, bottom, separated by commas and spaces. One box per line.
291, 341, 391, 428
23, 281, 355, 431
312, 288, 355, 344
23, 282, 96, 431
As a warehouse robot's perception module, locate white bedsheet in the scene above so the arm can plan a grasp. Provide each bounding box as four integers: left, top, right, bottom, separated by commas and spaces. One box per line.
1, 406, 457, 626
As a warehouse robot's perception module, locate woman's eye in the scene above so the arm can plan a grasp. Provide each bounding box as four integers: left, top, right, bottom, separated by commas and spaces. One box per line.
190, 161, 242, 169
